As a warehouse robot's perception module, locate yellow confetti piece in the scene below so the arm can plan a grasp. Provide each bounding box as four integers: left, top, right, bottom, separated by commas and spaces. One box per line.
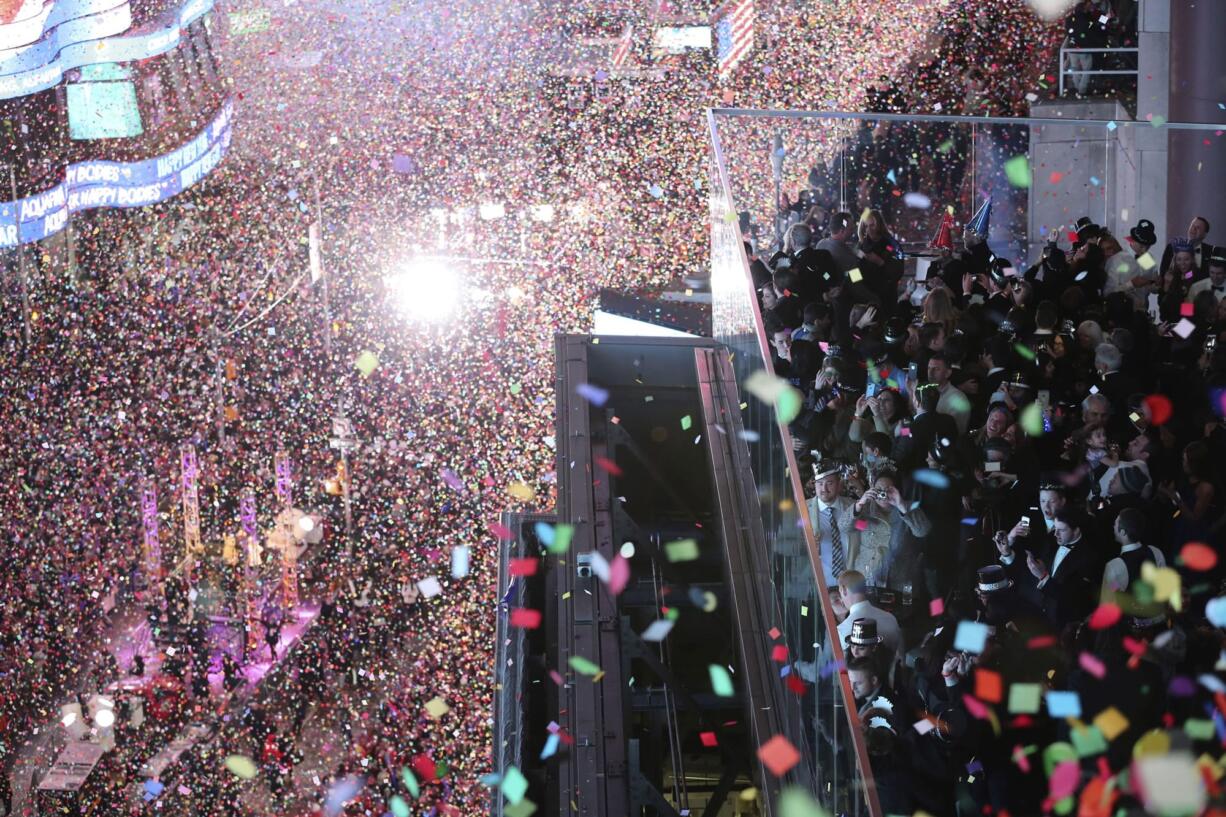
507, 482, 536, 502
847, 267, 862, 283
1092, 706, 1129, 741
1137, 251, 1156, 271
354, 350, 379, 376
1141, 562, 1182, 610
224, 755, 258, 779
424, 697, 450, 720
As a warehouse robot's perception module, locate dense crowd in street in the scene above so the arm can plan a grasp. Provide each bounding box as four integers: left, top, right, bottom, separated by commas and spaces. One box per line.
4, 0, 1207, 813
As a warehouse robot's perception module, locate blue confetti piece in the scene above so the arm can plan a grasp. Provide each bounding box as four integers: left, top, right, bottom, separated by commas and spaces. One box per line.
913, 468, 950, 489
819, 659, 844, 679
540, 733, 560, 760
576, 382, 609, 406
954, 620, 989, 653
1045, 691, 1082, 718
534, 521, 555, 548
1090, 176, 1101, 186
1106, 121, 1117, 131
648, 184, 664, 198
886, 168, 897, 184
324, 777, 365, 817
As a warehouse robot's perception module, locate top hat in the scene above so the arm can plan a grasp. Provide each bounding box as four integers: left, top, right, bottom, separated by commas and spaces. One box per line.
847, 617, 884, 646
976, 564, 1014, 593
1129, 219, 1157, 247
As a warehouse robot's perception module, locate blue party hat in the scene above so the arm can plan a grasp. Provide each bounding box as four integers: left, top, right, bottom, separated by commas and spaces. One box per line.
967, 196, 991, 236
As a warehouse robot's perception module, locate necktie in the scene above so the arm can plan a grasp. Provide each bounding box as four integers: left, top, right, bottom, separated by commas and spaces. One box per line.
827, 506, 846, 577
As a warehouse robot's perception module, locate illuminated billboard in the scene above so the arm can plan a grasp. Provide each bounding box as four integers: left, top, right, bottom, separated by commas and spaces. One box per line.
66, 62, 143, 139
0, 97, 232, 247
0, 0, 214, 99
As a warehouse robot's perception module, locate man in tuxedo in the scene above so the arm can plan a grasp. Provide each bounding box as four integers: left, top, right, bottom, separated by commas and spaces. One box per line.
1093, 343, 1138, 411
1186, 251, 1226, 303
806, 460, 861, 587
1018, 507, 1102, 628
1160, 216, 1218, 280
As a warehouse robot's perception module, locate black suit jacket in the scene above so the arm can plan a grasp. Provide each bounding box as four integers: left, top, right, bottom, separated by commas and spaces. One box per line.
1034, 543, 1101, 627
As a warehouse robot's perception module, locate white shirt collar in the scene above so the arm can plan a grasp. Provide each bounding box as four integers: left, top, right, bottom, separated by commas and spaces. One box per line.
1120, 542, 1144, 553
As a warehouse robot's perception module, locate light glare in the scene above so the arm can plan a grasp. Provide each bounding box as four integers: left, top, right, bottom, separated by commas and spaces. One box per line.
385, 259, 459, 323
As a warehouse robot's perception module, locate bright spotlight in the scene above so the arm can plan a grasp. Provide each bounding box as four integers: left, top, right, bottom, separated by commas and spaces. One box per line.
530, 204, 555, 223
384, 259, 460, 323
478, 202, 506, 220
298, 515, 316, 533
94, 708, 116, 728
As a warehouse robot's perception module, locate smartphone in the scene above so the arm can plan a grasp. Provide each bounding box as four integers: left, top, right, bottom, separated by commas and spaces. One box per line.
909, 361, 919, 380
985, 461, 1002, 473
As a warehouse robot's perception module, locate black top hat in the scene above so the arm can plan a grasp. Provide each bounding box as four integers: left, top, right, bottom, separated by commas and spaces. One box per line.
846, 617, 884, 646
976, 565, 1013, 593
883, 317, 907, 346
1129, 219, 1157, 247
988, 257, 1012, 287
1075, 216, 1099, 237
1004, 370, 1032, 389
1209, 249, 1226, 268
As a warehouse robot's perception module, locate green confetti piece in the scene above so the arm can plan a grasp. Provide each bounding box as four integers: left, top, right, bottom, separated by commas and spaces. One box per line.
1150, 114, 1166, 128
500, 766, 529, 804
1013, 343, 1035, 361
1007, 682, 1042, 714
224, 755, 258, 780
401, 767, 420, 798
681, 414, 692, 430
1071, 725, 1108, 757
389, 795, 411, 817
355, 350, 379, 377
1004, 155, 1032, 188
569, 655, 601, 676
709, 664, 735, 697
505, 799, 539, 817
509, 382, 522, 395
665, 538, 699, 562
946, 392, 971, 413
778, 785, 830, 817
1184, 718, 1215, 740
1020, 402, 1044, 436
546, 523, 574, 554
775, 386, 803, 424
937, 139, 954, 154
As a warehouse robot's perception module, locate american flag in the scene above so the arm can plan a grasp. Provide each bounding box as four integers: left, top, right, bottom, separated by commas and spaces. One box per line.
713, 0, 754, 77
611, 24, 633, 68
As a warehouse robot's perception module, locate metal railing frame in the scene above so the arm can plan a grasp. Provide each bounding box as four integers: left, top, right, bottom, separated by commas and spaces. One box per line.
1058, 45, 1140, 97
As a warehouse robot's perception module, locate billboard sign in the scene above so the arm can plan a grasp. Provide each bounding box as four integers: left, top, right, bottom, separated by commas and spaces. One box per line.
0, 0, 213, 100
0, 98, 232, 247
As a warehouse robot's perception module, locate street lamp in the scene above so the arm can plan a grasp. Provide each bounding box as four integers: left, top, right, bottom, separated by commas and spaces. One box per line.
770, 133, 785, 246
329, 412, 359, 557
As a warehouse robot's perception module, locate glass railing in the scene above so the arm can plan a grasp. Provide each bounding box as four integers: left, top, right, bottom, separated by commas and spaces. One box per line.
707, 108, 1225, 817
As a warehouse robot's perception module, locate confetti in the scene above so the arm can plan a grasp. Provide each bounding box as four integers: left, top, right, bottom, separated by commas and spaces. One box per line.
757, 734, 801, 776
224, 755, 258, 780
710, 664, 735, 696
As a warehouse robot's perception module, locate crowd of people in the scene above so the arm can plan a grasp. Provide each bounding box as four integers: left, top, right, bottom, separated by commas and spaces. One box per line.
0, 0, 1170, 812
757, 201, 1225, 813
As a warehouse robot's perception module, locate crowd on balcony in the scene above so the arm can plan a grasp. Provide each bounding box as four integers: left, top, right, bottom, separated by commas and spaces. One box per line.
757, 196, 1225, 813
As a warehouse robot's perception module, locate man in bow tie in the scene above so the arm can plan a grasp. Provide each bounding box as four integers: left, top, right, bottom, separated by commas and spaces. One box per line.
1186, 251, 1226, 303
